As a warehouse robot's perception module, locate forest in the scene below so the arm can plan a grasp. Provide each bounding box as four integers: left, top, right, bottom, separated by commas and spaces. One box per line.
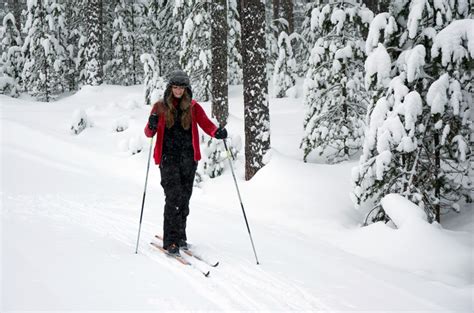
1, 0, 472, 225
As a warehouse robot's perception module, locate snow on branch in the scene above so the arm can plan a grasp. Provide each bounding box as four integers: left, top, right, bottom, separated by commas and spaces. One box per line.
431, 19, 474, 67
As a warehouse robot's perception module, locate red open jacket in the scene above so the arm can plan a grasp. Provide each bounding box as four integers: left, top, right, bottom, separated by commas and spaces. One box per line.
144, 100, 218, 165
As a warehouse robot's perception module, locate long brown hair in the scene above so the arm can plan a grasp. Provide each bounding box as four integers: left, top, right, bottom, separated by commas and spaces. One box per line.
163, 88, 192, 129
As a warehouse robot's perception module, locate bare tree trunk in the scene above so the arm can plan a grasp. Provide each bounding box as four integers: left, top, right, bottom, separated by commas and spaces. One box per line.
241, 0, 271, 180
211, 0, 228, 126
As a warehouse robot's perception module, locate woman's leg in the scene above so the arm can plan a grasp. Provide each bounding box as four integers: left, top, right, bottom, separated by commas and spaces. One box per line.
160, 158, 182, 249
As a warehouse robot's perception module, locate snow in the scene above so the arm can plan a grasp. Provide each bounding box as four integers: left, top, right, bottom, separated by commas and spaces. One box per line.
364, 43, 391, 89
431, 19, 474, 67
403, 44, 426, 83
426, 73, 449, 114
1, 84, 473, 311
381, 193, 428, 228
407, 0, 426, 39
365, 13, 397, 54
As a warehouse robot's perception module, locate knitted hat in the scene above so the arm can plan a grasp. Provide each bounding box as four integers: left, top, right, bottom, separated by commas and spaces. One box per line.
168, 70, 190, 87
164, 70, 193, 102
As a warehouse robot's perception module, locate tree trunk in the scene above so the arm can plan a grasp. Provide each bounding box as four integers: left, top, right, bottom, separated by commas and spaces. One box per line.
241, 0, 271, 181
434, 132, 441, 223
211, 0, 228, 126
281, 0, 294, 34
12, 0, 22, 33
273, 0, 280, 21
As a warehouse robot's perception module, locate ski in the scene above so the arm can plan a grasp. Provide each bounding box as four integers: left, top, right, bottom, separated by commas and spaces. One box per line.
154, 235, 219, 267
150, 241, 210, 277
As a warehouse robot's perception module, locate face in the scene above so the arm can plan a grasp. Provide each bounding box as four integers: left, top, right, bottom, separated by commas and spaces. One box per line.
172, 85, 185, 98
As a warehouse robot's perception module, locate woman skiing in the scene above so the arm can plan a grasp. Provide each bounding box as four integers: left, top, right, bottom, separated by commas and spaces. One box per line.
144, 70, 227, 255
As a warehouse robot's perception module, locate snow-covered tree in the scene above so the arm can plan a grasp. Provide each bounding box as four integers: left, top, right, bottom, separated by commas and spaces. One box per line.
272, 31, 297, 98
141, 53, 166, 106
301, 2, 373, 163
228, 0, 242, 85
352, 1, 472, 223
179, 1, 212, 101
198, 133, 241, 180
296, 1, 320, 75
0, 12, 23, 97
84, 0, 103, 86
49, 0, 69, 91
62, 0, 82, 91
21, 0, 64, 101
105, 0, 144, 86
146, 0, 178, 77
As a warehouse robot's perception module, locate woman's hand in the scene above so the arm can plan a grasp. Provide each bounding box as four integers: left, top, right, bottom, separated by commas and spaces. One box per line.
214, 127, 228, 139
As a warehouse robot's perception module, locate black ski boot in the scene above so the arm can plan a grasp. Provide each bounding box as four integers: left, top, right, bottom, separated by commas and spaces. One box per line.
178, 239, 188, 250
166, 243, 180, 255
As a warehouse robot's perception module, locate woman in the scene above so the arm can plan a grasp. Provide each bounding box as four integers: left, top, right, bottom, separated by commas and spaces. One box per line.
144, 70, 227, 255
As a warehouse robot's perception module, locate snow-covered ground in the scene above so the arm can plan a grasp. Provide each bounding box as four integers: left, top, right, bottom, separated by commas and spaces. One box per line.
1, 84, 473, 312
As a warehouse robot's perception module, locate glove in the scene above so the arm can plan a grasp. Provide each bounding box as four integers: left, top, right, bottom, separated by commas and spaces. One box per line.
214, 127, 228, 139
148, 113, 158, 131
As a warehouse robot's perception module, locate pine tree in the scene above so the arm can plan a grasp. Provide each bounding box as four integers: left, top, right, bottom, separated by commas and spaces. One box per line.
241, 0, 271, 180
272, 31, 297, 98
146, 0, 176, 77
21, 0, 64, 101
352, 0, 472, 223
141, 52, 166, 106
84, 0, 103, 86
301, 2, 372, 163
228, 0, 242, 85
297, 1, 320, 76
105, 0, 142, 85
0, 12, 23, 97
49, 0, 69, 91
63, 0, 82, 91
179, 1, 212, 101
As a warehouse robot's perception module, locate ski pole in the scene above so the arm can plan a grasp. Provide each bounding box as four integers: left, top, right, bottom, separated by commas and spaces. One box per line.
223, 138, 260, 265
135, 136, 154, 254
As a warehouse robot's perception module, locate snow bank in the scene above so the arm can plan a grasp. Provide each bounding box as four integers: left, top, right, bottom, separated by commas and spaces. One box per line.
381, 193, 427, 228
335, 194, 472, 285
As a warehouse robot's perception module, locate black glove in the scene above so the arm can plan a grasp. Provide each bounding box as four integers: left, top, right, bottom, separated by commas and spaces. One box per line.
148, 113, 158, 131
214, 127, 228, 139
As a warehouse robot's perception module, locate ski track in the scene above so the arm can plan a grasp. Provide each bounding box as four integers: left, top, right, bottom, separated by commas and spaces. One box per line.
4, 192, 334, 310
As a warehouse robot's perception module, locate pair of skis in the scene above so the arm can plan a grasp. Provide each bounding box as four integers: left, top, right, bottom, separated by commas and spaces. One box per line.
150, 235, 218, 277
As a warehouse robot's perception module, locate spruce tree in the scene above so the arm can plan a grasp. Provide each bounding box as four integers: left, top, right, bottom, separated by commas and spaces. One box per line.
272, 31, 297, 98
21, 0, 63, 101
297, 1, 320, 75
0, 12, 23, 97
49, 0, 69, 92
179, 1, 212, 101
228, 0, 242, 85
301, 2, 372, 163
352, 0, 472, 223
105, 0, 142, 85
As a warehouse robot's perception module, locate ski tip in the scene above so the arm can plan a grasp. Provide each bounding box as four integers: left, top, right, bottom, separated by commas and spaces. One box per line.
212, 262, 219, 267
204, 271, 210, 277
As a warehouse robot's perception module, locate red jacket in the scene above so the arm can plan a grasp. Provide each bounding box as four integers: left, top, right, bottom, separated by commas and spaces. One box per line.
144, 99, 218, 165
